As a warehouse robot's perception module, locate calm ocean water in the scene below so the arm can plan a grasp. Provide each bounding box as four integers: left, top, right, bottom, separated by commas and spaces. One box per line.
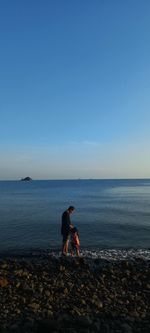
0, 179, 150, 259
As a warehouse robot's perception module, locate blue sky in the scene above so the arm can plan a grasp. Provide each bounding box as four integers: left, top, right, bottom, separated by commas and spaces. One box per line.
0, 0, 150, 180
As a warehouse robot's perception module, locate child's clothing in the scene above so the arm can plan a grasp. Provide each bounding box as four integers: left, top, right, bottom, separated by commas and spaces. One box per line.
70, 227, 80, 255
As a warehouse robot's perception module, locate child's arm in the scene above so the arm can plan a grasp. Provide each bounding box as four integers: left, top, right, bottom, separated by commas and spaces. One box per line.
75, 234, 80, 246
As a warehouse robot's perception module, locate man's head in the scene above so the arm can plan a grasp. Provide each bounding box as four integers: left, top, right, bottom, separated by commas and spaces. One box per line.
68, 206, 75, 214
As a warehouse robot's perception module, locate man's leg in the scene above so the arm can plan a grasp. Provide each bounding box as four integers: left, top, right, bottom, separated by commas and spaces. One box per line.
62, 235, 69, 255
64, 239, 69, 253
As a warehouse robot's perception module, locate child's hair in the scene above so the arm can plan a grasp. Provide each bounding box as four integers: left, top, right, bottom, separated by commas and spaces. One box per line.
71, 227, 78, 234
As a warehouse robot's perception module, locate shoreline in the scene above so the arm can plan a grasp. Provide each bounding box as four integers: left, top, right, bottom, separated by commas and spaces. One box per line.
0, 247, 150, 261
0, 255, 150, 332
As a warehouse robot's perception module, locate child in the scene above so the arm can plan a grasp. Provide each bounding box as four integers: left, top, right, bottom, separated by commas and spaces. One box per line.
70, 227, 80, 256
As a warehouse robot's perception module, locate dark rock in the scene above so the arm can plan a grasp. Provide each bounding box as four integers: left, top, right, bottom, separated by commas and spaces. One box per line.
0, 256, 150, 332
21, 177, 32, 181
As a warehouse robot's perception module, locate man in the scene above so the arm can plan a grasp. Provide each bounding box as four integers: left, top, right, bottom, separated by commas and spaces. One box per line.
61, 206, 75, 256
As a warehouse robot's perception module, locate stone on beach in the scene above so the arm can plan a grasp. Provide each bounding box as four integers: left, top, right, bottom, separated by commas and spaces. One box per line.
0, 256, 150, 332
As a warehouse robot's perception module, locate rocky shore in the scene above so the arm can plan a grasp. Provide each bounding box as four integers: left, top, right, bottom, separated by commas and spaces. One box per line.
0, 255, 150, 332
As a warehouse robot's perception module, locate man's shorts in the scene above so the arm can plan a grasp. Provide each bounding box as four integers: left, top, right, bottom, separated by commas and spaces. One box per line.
62, 233, 70, 242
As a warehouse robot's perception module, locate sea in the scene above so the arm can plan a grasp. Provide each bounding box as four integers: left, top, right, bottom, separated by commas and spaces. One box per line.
0, 179, 150, 260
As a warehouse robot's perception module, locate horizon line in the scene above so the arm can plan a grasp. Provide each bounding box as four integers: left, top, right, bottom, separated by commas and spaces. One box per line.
0, 177, 150, 181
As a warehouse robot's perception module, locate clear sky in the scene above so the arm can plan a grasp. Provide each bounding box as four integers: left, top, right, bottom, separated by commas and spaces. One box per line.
0, 0, 150, 180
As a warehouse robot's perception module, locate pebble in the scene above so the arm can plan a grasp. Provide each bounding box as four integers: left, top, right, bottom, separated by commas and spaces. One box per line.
0, 257, 150, 332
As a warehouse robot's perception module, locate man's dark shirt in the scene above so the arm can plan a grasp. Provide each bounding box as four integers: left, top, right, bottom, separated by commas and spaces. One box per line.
61, 210, 71, 235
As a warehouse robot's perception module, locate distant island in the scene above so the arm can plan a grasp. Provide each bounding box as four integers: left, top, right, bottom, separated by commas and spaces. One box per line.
21, 177, 32, 181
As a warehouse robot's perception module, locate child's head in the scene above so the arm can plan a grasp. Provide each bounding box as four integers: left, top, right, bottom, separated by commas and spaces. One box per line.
71, 227, 78, 234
